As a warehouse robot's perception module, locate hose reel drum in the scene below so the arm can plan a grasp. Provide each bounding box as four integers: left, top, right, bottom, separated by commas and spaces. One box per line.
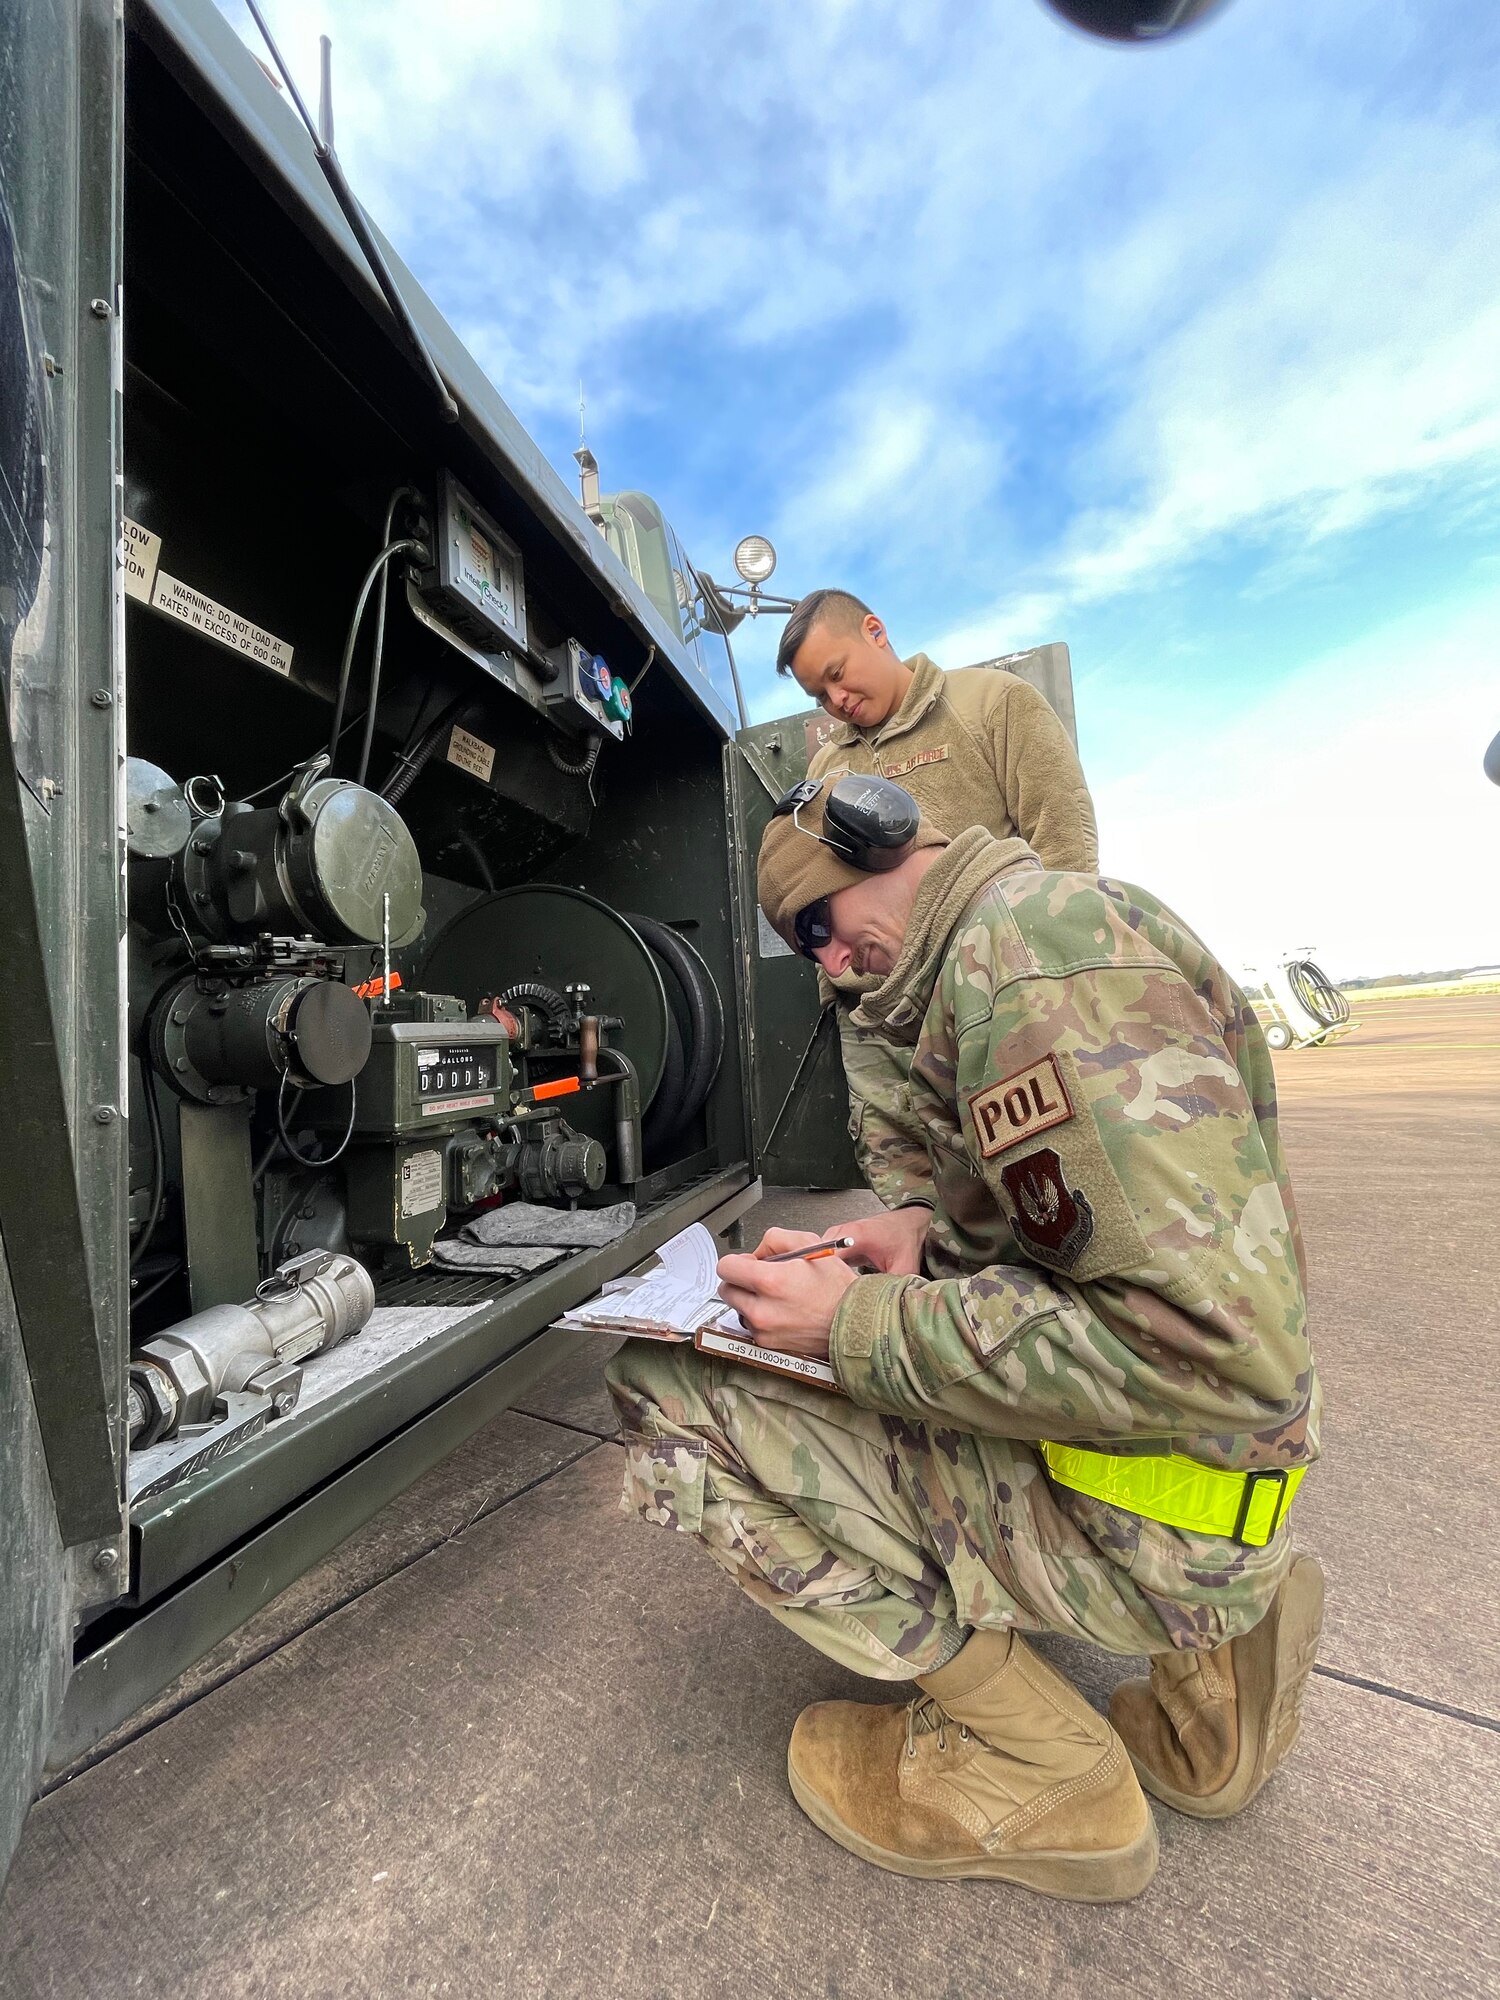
420, 886, 723, 1164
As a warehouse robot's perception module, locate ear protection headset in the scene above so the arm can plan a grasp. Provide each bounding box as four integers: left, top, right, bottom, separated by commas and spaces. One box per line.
771, 773, 920, 873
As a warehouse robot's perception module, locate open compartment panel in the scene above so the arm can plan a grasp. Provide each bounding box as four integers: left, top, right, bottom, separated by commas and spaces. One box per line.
52, 2, 756, 1763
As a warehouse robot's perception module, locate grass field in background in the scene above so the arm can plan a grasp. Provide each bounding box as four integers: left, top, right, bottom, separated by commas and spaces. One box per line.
1342, 977, 1500, 1001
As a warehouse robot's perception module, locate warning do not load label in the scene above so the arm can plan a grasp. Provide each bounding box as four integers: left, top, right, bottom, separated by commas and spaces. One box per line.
152, 573, 294, 676
122, 517, 294, 678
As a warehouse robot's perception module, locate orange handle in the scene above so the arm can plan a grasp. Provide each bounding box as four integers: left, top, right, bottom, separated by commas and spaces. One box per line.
353, 970, 403, 1000
529, 1076, 582, 1102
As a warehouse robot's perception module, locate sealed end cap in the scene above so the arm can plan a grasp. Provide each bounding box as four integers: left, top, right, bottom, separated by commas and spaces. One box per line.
288, 980, 373, 1085
125, 758, 192, 862
286, 779, 426, 948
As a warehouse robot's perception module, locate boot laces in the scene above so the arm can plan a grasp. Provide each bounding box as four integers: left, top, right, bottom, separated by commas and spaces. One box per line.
905, 1694, 970, 1760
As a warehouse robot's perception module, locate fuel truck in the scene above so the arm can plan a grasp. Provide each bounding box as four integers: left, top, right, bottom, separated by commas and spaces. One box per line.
0, 0, 1078, 1877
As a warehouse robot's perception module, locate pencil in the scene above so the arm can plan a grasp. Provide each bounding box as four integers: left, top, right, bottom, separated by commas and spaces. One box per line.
762, 1237, 856, 1263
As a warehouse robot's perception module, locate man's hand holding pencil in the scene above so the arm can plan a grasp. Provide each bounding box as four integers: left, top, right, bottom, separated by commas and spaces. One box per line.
715, 1227, 868, 1362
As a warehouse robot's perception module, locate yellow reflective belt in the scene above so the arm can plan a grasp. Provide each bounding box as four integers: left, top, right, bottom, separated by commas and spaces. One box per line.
1038, 1442, 1306, 1548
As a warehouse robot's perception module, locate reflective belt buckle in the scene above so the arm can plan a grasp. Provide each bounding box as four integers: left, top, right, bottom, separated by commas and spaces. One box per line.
1231, 1466, 1290, 1548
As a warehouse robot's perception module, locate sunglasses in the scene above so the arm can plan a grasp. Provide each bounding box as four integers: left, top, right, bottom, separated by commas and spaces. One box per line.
793, 896, 834, 961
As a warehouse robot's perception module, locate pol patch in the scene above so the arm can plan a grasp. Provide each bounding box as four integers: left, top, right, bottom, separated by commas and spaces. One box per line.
969, 1054, 1073, 1158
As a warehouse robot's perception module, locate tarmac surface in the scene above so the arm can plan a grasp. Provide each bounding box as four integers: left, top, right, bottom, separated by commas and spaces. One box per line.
3, 991, 1498, 1998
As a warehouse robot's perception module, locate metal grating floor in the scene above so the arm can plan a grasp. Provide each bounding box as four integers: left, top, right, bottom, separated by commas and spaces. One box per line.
371, 1265, 525, 1309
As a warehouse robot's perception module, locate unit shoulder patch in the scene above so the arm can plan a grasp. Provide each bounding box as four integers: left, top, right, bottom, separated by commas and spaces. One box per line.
968, 1054, 1073, 1158
1000, 1148, 1095, 1270
879, 744, 950, 780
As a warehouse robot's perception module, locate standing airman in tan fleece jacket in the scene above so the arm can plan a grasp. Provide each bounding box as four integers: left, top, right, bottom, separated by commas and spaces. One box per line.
782, 589, 1098, 873
778, 587, 1101, 1148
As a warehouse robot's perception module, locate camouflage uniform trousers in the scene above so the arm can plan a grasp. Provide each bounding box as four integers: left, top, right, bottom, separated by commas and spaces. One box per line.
606, 1341, 1282, 1682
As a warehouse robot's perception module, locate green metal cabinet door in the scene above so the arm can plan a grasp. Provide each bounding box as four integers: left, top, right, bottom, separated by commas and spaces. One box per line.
726, 711, 860, 1190
0, 0, 128, 1886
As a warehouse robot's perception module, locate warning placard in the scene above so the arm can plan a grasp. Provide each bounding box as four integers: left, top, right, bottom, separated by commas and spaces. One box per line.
122, 518, 162, 603
150, 571, 294, 677
447, 725, 496, 784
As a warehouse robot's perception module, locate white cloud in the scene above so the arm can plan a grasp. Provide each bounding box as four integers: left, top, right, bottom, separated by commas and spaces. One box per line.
225, 1, 1500, 614
217, 0, 1500, 975
777, 391, 999, 567
1092, 592, 1500, 979
1072, 142, 1500, 578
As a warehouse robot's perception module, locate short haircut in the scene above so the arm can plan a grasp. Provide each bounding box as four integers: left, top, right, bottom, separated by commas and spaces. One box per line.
775, 588, 873, 675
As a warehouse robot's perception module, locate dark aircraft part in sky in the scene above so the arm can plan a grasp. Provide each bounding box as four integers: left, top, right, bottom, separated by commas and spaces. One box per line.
1039, 0, 1232, 42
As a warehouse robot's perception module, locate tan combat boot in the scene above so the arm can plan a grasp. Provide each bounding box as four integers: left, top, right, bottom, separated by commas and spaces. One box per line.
786, 1627, 1158, 1901
1109, 1552, 1324, 1820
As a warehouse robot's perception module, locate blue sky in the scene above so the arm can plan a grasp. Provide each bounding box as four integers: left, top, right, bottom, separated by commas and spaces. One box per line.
222, 0, 1500, 979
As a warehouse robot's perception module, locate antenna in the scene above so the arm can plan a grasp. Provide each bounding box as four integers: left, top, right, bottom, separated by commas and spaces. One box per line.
243, 3, 459, 423
317, 34, 334, 148
578, 380, 586, 448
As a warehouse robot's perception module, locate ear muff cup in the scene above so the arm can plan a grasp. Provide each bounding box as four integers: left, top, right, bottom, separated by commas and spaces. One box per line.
824, 775, 920, 871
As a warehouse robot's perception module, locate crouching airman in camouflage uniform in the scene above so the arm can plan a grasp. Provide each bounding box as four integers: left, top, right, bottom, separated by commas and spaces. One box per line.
606, 775, 1324, 1902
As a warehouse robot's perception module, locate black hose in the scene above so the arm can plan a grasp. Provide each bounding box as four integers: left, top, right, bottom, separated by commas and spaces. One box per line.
129, 1052, 166, 1273
328, 538, 427, 768
628, 915, 723, 1151
381, 691, 472, 806
642, 1004, 687, 1157
1287, 960, 1349, 1029
354, 487, 423, 788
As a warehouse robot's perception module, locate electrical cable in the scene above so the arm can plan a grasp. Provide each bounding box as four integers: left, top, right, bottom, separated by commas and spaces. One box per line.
274, 1071, 358, 1168
129, 1051, 166, 1273
128, 967, 195, 1276
242, 707, 368, 805
252, 1125, 285, 1183
1286, 960, 1349, 1030
354, 486, 422, 788
328, 538, 427, 767
547, 734, 602, 779
130, 1263, 184, 1317
242, 516, 428, 807
381, 691, 472, 805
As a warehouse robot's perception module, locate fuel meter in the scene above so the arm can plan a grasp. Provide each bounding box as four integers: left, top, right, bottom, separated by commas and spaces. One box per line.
422, 470, 528, 654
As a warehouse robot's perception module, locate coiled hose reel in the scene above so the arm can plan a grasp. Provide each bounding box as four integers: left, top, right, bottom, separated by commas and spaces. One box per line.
626, 914, 722, 1160
1286, 960, 1350, 1030
420, 887, 723, 1173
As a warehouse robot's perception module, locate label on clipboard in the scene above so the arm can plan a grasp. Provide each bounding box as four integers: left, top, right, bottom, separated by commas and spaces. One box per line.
693, 1325, 840, 1390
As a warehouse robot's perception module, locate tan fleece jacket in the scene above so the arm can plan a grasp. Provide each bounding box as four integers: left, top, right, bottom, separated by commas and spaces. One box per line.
806, 653, 1098, 871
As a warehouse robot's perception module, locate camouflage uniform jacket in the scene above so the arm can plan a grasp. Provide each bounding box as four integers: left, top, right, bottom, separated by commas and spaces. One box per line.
807, 653, 1098, 871
830, 827, 1320, 1485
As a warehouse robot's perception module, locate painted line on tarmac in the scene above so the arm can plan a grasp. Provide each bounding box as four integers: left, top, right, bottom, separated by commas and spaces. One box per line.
1313, 1663, 1500, 1734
